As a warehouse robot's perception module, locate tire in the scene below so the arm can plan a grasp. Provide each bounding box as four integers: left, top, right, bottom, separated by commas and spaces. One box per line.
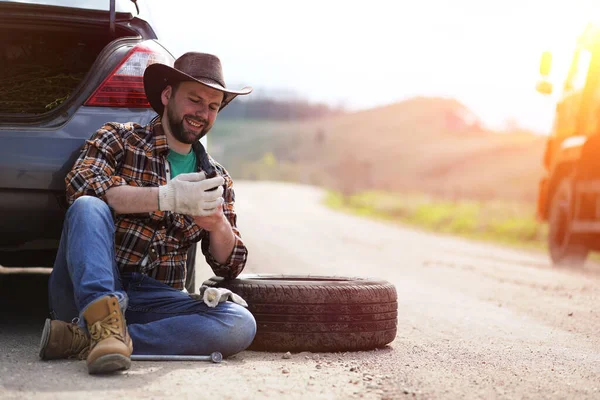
548, 179, 588, 267
203, 274, 397, 352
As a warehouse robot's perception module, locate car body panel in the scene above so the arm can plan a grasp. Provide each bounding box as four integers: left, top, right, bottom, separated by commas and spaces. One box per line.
0, 107, 157, 191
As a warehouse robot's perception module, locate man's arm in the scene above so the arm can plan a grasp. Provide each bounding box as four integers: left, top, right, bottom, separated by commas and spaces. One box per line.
105, 186, 159, 214
67, 124, 161, 215
193, 210, 235, 264
66, 124, 129, 205
195, 166, 248, 279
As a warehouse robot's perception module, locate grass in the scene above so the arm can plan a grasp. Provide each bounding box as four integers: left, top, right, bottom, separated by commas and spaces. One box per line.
324, 190, 548, 250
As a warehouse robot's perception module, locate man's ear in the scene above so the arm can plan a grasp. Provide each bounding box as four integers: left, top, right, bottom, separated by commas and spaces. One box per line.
161, 85, 173, 107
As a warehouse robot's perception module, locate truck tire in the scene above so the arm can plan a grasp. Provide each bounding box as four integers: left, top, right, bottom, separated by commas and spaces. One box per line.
548, 179, 588, 267
203, 274, 397, 352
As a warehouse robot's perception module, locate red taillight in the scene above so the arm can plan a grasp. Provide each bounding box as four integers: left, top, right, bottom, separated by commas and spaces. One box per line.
85, 41, 174, 108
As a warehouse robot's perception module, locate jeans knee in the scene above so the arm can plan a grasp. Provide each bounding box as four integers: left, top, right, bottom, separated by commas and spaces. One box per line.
225, 305, 257, 357
67, 196, 112, 221
239, 306, 257, 342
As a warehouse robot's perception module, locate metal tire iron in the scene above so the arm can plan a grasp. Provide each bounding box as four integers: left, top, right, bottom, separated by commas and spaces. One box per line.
131, 351, 223, 363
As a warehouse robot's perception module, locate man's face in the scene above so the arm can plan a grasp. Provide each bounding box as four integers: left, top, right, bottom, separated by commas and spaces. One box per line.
163, 81, 224, 144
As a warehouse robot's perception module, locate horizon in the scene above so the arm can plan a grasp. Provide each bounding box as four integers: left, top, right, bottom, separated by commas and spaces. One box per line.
147, 0, 600, 133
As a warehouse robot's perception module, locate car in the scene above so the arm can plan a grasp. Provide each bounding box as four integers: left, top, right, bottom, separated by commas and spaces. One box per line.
0, 0, 198, 290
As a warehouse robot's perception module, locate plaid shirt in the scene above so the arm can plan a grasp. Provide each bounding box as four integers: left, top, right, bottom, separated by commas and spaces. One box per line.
65, 118, 248, 289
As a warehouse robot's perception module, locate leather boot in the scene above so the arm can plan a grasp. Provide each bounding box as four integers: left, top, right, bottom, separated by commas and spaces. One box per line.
39, 318, 90, 360
83, 295, 133, 374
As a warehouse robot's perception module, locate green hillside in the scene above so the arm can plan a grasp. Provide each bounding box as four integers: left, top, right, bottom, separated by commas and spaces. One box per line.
210, 97, 547, 204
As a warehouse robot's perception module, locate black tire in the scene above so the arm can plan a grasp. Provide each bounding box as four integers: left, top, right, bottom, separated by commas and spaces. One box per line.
184, 243, 197, 293
548, 179, 588, 267
203, 274, 397, 352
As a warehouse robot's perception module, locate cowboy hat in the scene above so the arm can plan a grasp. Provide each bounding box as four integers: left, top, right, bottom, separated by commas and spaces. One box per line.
143, 52, 252, 115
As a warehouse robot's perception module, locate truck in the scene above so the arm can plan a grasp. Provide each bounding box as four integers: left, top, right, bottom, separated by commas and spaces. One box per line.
536, 23, 600, 267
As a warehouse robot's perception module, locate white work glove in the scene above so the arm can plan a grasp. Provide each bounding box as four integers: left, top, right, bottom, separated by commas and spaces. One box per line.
158, 172, 224, 216
190, 285, 248, 308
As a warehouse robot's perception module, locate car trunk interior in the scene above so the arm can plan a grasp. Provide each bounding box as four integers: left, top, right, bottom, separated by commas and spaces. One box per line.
0, 23, 133, 115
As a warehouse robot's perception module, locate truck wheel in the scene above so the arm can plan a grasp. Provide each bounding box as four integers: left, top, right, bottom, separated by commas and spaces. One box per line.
548, 179, 588, 267
203, 274, 397, 352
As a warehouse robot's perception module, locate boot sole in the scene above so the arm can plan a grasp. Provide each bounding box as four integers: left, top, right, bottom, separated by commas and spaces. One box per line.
38, 318, 52, 360
88, 354, 131, 375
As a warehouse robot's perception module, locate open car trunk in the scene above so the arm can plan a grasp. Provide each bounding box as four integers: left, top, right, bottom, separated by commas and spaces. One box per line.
0, 2, 145, 117
0, 28, 120, 114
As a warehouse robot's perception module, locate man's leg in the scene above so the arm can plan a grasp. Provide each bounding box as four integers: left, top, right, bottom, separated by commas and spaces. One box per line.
124, 273, 256, 357
45, 196, 132, 374
48, 196, 125, 321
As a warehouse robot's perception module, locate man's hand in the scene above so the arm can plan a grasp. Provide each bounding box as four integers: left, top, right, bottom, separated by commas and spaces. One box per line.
158, 172, 224, 216
192, 206, 229, 232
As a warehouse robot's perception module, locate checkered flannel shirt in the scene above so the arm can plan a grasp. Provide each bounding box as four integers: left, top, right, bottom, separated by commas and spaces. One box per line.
65, 118, 248, 289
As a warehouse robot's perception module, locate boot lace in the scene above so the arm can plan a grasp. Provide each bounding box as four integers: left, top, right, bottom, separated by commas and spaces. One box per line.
67, 318, 90, 360
89, 311, 125, 345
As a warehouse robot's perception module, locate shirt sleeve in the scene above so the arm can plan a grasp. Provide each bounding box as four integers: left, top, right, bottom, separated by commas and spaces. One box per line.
65, 123, 128, 205
199, 165, 248, 279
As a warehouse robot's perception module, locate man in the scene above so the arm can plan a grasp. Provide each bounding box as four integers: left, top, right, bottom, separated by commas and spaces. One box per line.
38, 52, 256, 375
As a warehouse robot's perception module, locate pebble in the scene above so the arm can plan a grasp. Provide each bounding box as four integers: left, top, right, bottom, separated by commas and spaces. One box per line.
282, 368, 290, 374
282, 351, 292, 359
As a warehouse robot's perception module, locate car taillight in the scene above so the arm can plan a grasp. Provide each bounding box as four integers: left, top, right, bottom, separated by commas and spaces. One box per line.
85, 41, 174, 108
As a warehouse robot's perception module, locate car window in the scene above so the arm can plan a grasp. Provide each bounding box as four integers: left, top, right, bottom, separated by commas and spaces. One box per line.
0, 0, 137, 14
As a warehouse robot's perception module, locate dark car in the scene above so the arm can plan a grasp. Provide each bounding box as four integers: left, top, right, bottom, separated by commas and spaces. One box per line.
0, 0, 201, 288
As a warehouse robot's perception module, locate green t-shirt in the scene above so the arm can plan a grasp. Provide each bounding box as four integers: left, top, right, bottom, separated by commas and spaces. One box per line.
167, 149, 197, 179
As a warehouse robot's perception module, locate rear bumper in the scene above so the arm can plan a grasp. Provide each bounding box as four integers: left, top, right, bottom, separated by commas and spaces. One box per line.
0, 189, 65, 248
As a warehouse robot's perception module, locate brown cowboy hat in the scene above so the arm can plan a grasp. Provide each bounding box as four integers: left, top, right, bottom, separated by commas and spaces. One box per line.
143, 52, 252, 115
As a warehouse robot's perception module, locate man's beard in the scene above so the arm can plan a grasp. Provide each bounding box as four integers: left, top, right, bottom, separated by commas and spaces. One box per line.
166, 104, 210, 144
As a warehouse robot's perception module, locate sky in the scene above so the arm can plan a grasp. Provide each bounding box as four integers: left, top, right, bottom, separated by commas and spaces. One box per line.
145, 0, 600, 133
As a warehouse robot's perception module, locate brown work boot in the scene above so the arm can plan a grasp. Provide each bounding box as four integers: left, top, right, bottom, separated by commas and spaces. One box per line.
83, 295, 133, 375
39, 318, 90, 360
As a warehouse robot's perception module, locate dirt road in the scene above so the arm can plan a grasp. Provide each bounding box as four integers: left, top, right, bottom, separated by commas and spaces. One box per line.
1, 181, 600, 399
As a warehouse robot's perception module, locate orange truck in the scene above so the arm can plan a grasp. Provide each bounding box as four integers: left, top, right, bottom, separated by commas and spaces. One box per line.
536, 23, 600, 267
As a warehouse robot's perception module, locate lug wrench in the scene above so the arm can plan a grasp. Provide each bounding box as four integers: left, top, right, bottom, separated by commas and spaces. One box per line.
131, 351, 223, 363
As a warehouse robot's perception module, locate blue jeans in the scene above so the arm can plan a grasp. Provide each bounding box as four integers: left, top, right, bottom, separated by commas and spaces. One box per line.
48, 196, 256, 357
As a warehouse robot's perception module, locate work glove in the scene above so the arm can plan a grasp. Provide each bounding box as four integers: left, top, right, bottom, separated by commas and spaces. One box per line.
190, 285, 248, 308
158, 172, 224, 216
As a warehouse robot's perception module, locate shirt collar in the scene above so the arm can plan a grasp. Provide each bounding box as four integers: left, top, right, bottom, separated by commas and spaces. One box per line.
151, 117, 169, 156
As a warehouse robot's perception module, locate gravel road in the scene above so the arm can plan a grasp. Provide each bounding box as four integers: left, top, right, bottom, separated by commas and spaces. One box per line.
1, 181, 599, 399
